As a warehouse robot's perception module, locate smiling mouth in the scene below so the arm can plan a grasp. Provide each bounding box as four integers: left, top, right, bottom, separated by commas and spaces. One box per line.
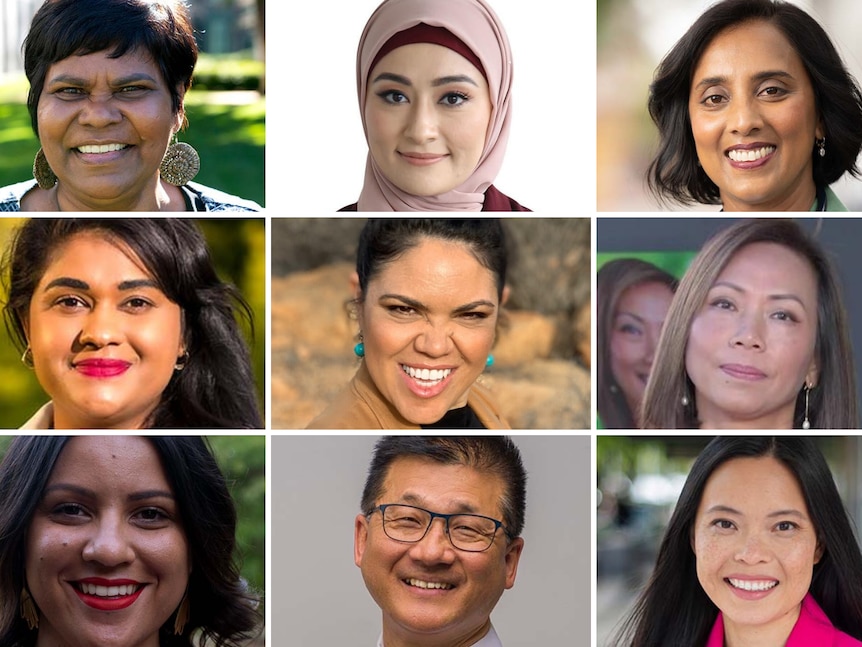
727, 146, 775, 162
401, 365, 453, 387
404, 578, 454, 590
76, 582, 144, 597
726, 578, 778, 592
76, 143, 129, 154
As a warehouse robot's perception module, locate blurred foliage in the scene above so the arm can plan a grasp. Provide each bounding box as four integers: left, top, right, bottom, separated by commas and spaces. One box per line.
0, 77, 264, 207
0, 218, 265, 428
0, 435, 264, 594
194, 53, 265, 91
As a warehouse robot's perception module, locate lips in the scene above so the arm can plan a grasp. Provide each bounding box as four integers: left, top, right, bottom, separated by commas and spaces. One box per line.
76, 143, 129, 154
721, 364, 767, 380
73, 578, 145, 611
403, 577, 455, 591
399, 151, 447, 166
399, 363, 457, 399
74, 358, 132, 378
725, 143, 776, 168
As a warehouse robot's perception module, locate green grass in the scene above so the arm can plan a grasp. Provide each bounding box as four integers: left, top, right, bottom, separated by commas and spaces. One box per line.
0, 81, 265, 207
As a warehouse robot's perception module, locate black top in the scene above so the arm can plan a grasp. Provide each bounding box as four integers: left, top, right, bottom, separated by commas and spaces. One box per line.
421, 405, 486, 429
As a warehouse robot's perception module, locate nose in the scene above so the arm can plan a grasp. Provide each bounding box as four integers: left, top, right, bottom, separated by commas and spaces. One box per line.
728, 95, 763, 136
413, 321, 453, 358
78, 304, 124, 348
82, 515, 135, 567
730, 312, 764, 350
734, 530, 770, 564
77, 92, 123, 128
408, 517, 456, 564
404, 99, 438, 144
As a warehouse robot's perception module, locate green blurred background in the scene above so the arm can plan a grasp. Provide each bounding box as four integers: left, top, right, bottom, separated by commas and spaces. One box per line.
0, 435, 265, 596
0, 218, 266, 428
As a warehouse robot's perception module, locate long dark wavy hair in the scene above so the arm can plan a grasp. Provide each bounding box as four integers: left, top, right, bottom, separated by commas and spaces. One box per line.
647, 0, 862, 206
0, 436, 261, 647
2, 219, 262, 428
614, 437, 862, 646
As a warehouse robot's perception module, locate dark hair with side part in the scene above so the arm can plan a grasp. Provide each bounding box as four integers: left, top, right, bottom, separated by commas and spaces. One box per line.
597, 258, 677, 429
646, 0, 862, 206
1, 218, 262, 429
614, 436, 862, 646
23, 0, 198, 135
360, 436, 527, 538
0, 436, 261, 647
641, 219, 857, 429
356, 219, 508, 301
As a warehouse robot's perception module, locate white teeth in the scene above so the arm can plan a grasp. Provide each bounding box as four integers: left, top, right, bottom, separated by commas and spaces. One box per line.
727, 146, 775, 162
401, 365, 452, 385
78, 583, 140, 597
77, 143, 127, 154
405, 578, 453, 590
728, 578, 778, 591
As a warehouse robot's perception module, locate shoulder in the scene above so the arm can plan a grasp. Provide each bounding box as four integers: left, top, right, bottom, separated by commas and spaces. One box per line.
19, 402, 54, 429
483, 185, 531, 212
185, 182, 263, 212
788, 594, 862, 646
825, 186, 849, 212
0, 180, 38, 212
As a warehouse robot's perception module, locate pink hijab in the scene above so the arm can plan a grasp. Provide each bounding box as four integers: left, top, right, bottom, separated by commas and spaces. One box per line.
356, 0, 514, 211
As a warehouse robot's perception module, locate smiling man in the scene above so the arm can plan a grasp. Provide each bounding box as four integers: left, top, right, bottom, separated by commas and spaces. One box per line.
354, 436, 526, 647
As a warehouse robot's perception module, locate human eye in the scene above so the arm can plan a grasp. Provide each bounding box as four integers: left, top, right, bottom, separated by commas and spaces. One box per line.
618, 322, 644, 336
377, 90, 409, 104
386, 304, 418, 317
758, 85, 787, 100
711, 518, 736, 531
701, 93, 728, 107
770, 309, 799, 323
708, 296, 735, 311
439, 91, 469, 107
52, 294, 89, 312
48, 502, 91, 524
53, 86, 86, 99
775, 520, 799, 532
122, 296, 155, 312
132, 506, 172, 528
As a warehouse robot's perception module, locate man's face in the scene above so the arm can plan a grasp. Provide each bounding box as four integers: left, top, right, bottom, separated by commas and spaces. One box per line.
355, 456, 524, 647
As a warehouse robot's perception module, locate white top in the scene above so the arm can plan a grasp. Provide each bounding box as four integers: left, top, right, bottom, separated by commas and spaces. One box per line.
378, 624, 502, 647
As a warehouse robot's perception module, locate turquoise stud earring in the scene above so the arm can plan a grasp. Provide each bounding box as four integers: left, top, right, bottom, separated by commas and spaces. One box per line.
485, 354, 494, 368
354, 333, 365, 358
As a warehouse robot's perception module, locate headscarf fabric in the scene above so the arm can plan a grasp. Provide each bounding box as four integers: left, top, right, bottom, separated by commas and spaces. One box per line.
356, 0, 514, 211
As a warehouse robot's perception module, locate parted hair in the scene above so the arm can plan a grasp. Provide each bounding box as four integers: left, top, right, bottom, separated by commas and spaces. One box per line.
641, 219, 857, 429
0, 436, 261, 647
614, 436, 862, 646
597, 258, 677, 429
647, 0, 862, 206
2, 218, 262, 429
360, 436, 527, 538
24, 0, 198, 135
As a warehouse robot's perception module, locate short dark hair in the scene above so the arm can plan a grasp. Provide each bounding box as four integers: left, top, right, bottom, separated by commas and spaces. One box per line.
0, 436, 261, 647
23, 0, 198, 135
1, 219, 262, 429
360, 436, 527, 538
647, 0, 862, 205
615, 437, 862, 645
356, 219, 508, 301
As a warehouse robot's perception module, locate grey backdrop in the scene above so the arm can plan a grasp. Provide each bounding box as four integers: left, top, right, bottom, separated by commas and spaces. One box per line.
271, 435, 591, 646
598, 217, 862, 420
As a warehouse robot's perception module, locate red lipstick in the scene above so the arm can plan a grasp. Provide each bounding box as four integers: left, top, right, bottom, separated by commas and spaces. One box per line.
74, 359, 132, 378
74, 578, 145, 611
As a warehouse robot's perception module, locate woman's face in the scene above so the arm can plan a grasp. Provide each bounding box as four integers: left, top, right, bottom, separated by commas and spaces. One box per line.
365, 43, 492, 196
685, 242, 818, 429
37, 48, 182, 210
693, 456, 821, 645
688, 20, 822, 211
609, 281, 674, 420
27, 232, 184, 429
357, 236, 501, 424
26, 436, 190, 647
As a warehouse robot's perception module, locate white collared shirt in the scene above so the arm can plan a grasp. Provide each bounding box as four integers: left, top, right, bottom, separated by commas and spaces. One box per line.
377, 624, 502, 647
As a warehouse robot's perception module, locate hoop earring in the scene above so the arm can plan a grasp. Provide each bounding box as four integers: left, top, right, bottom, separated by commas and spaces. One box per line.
21, 346, 35, 369
354, 333, 365, 358
817, 137, 826, 158
174, 351, 189, 371
802, 383, 812, 430
33, 148, 57, 189
160, 137, 200, 186
20, 586, 39, 630
173, 591, 190, 635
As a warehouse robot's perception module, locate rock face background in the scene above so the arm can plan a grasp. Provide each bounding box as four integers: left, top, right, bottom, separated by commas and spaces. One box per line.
271, 218, 591, 429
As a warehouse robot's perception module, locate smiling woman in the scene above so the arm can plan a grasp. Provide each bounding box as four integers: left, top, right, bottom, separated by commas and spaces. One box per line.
0, 435, 261, 647
647, 0, 862, 211
2, 219, 262, 429
306, 219, 510, 429
0, 0, 260, 212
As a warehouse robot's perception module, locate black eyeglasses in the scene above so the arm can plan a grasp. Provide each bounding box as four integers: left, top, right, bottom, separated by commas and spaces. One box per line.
369, 503, 510, 552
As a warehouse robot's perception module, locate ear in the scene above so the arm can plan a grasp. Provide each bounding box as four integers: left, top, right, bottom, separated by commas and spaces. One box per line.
815, 118, 824, 141
349, 271, 365, 329
502, 537, 524, 589
805, 358, 819, 390
814, 539, 825, 565
354, 513, 369, 569
500, 284, 510, 308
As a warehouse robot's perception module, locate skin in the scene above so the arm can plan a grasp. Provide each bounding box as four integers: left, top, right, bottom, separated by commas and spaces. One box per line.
26, 232, 185, 429
27, 436, 190, 647
685, 242, 819, 429
693, 456, 822, 647
26, 48, 187, 212
688, 20, 823, 211
354, 236, 506, 425
609, 281, 674, 423
354, 456, 524, 647
365, 43, 492, 196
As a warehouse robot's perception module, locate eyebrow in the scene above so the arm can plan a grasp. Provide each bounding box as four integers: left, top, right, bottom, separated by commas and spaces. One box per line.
46, 72, 158, 87
379, 293, 497, 313
43, 277, 160, 292
694, 70, 794, 91
709, 280, 808, 308
400, 492, 480, 514
614, 311, 646, 325
44, 483, 175, 501
370, 72, 479, 88
704, 504, 806, 519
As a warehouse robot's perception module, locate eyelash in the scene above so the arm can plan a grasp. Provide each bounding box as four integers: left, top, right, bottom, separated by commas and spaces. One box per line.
376, 90, 471, 107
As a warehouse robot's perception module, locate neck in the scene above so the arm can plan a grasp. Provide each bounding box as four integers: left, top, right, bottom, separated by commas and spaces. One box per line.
697, 401, 796, 430
53, 179, 182, 212
723, 603, 801, 647
382, 619, 492, 647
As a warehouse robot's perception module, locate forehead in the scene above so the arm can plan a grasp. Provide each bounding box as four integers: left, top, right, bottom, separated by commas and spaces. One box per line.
37, 232, 150, 286
715, 242, 817, 293
617, 281, 674, 317
380, 456, 505, 517
370, 42, 486, 82
48, 436, 172, 490
698, 455, 808, 514
44, 47, 163, 83
693, 20, 809, 81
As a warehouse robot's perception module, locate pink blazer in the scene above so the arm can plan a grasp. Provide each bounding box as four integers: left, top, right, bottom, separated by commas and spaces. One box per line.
705, 594, 862, 646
